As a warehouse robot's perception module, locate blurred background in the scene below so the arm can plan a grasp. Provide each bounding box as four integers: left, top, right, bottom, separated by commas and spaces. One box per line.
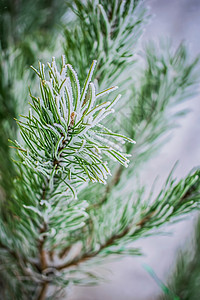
70, 0, 200, 299
0, 0, 200, 299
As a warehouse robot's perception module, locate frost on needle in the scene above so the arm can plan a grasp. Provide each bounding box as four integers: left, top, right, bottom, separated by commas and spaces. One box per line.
12, 56, 135, 195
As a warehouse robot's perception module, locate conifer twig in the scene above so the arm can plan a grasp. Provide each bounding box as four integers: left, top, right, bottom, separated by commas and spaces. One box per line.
55, 225, 131, 271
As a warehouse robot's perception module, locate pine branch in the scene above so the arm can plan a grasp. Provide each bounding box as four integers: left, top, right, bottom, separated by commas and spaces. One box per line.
63, 0, 150, 88
131, 167, 200, 238
158, 215, 200, 300
55, 225, 131, 271
48, 168, 200, 277
121, 40, 200, 162
1, 55, 134, 298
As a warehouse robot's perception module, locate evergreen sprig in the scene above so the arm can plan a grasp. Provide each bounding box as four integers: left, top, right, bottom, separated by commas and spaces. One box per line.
63, 0, 149, 88
12, 56, 134, 195
121, 40, 200, 162
132, 167, 200, 238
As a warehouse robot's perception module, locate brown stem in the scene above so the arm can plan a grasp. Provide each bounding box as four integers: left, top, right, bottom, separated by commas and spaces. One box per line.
59, 245, 71, 259
55, 208, 159, 272
57, 167, 124, 259
136, 211, 156, 227
37, 282, 49, 300
38, 223, 47, 270
54, 166, 126, 270
56, 225, 130, 271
